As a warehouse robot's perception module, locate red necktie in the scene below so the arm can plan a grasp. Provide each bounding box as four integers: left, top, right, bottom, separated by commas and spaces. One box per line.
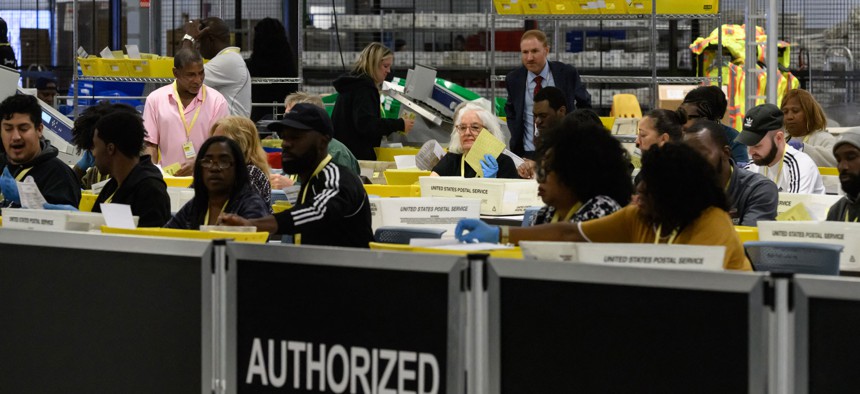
533, 75, 543, 97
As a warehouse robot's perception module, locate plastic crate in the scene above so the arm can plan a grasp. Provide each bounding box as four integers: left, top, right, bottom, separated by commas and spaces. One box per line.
383, 169, 431, 185
522, 0, 550, 14
373, 147, 420, 162
101, 58, 130, 77
100, 226, 270, 243
78, 57, 105, 76
572, 0, 600, 14
364, 184, 421, 198
79, 192, 98, 212
548, 0, 576, 14
493, 0, 523, 14
125, 55, 173, 78
629, 0, 718, 14
163, 176, 193, 188
599, 0, 629, 14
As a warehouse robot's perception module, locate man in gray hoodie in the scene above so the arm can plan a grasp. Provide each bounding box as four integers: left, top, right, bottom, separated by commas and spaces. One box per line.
683, 119, 778, 226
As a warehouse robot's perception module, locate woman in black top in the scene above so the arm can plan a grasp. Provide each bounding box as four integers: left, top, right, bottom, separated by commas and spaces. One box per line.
0, 18, 16, 69
331, 42, 414, 160
246, 18, 297, 121
165, 137, 269, 229
431, 103, 519, 178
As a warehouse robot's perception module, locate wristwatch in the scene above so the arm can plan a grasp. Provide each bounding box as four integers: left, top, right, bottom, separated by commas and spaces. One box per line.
183, 34, 195, 43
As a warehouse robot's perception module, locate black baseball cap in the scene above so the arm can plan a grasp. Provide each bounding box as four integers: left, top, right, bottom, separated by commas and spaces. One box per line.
267, 103, 334, 137
736, 103, 784, 146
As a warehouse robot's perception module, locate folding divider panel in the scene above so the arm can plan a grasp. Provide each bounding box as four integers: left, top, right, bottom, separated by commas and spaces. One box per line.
0, 228, 213, 393
225, 243, 466, 394
486, 259, 768, 393
794, 275, 860, 394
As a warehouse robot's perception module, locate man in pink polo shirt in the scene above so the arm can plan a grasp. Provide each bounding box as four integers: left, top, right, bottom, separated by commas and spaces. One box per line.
143, 48, 229, 176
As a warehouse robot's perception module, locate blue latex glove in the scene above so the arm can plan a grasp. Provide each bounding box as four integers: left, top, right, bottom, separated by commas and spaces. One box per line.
787, 138, 804, 151
43, 203, 79, 211
76, 150, 95, 170
481, 153, 499, 178
455, 218, 500, 243
0, 167, 20, 204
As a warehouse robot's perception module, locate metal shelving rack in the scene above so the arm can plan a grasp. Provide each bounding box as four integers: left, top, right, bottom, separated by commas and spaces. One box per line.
70, 0, 305, 116
487, 5, 724, 112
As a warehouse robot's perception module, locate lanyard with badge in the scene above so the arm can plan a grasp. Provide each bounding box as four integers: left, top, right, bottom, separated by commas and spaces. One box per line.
551, 202, 583, 223
763, 149, 786, 183
653, 224, 679, 244
14, 167, 32, 182
294, 154, 333, 245
173, 82, 206, 160
724, 166, 734, 191
460, 155, 478, 178
204, 200, 230, 226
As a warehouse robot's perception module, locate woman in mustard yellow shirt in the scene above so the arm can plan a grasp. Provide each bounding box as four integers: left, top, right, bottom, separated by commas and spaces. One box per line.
456, 143, 751, 271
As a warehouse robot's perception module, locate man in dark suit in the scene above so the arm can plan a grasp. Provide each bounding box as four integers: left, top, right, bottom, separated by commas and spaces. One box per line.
505, 29, 591, 162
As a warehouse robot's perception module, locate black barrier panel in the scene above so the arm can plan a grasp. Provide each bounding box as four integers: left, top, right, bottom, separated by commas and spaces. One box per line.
794, 276, 860, 393
229, 244, 463, 394
498, 279, 748, 392
0, 230, 209, 393
488, 260, 767, 393
808, 298, 860, 392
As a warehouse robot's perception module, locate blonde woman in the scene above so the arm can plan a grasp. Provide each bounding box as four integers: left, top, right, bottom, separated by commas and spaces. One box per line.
331, 42, 415, 160
211, 116, 273, 210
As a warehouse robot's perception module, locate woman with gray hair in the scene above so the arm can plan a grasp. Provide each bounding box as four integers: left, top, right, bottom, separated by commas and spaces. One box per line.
431, 103, 519, 178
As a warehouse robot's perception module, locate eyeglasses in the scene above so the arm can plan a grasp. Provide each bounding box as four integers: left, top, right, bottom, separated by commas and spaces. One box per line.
536, 163, 550, 183
200, 158, 234, 170
455, 124, 483, 135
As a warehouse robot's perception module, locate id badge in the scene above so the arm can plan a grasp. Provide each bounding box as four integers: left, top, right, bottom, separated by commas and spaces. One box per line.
182, 141, 196, 159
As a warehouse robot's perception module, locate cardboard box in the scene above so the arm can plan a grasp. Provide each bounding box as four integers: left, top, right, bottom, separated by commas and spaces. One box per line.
368, 197, 481, 235
658, 84, 731, 126
1, 209, 138, 232
419, 177, 540, 215
658, 85, 699, 110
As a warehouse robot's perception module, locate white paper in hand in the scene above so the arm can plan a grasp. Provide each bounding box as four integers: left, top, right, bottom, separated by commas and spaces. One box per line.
17, 176, 47, 209
100, 203, 137, 229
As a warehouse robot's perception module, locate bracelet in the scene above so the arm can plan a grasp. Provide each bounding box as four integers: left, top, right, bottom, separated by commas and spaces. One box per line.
183, 34, 195, 43
499, 225, 510, 245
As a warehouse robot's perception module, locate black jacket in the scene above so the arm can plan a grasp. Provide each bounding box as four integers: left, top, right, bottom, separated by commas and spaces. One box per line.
165, 185, 270, 230
275, 161, 373, 248
827, 193, 860, 223
246, 58, 297, 122
92, 156, 171, 227
0, 139, 80, 208
504, 61, 591, 156
331, 74, 405, 160
0, 44, 16, 68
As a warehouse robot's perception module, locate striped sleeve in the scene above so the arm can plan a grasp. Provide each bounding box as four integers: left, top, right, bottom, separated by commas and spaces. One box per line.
274, 163, 363, 235
784, 153, 801, 193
